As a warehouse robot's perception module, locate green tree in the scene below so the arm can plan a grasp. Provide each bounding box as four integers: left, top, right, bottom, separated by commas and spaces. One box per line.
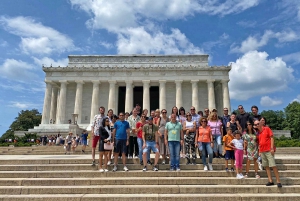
260, 110, 285, 130
284, 101, 300, 139
0, 109, 42, 142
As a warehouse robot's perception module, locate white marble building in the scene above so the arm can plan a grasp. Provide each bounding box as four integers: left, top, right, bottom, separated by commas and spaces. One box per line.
30, 54, 231, 134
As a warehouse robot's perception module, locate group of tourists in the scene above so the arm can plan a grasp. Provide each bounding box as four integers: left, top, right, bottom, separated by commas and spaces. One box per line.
90, 104, 282, 188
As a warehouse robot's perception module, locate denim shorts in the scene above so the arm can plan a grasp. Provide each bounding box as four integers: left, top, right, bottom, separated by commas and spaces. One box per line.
143, 141, 158, 153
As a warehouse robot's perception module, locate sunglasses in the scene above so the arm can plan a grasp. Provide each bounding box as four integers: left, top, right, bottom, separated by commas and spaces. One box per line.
254, 123, 259, 126
201, 120, 207, 123
141, 116, 146, 118
162, 112, 167, 114
204, 110, 209, 112
190, 109, 195, 110
238, 107, 243, 110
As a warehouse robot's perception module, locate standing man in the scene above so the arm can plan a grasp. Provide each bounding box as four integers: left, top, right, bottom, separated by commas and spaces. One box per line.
249, 105, 261, 124
190, 106, 200, 129
236, 105, 250, 132
91, 106, 106, 166
142, 117, 159, 171
222, 107, 230, 135
254, 120, 282, 187
128, 108, 140, 158
112, 112, 130, 172
203, 108, 210, 118
165, 113, 184, 171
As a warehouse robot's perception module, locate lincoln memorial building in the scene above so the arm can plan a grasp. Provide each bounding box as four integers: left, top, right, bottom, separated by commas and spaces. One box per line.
30, 55, 231, 134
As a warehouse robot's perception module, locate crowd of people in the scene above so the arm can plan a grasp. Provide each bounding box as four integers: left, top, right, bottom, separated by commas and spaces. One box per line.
88, 104, 282, 188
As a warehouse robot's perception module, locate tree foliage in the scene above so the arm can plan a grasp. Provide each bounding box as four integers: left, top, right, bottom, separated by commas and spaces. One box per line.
284, 101, 300, 139
260, 110, 285, 130
0, 109, 42, 142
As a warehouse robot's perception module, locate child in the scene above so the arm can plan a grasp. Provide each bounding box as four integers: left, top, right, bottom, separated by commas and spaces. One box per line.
71, 137, 77, 153
223, 128, 235, 172
231, 130, 244, 179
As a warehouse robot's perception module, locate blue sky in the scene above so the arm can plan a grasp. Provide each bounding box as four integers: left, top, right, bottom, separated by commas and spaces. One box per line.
0, 0, 299, 135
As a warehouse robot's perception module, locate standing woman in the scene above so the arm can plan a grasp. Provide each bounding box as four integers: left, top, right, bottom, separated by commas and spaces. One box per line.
179, 107, 186, 158
226, 113, 242, 133
157, 109, 169, 165
169, 106, 179, 121
183, 112, 196, 164
136, 114, 149, 165
243, 121, 260, 178
179, 107, 186, 124
154, 109, 161, 126
107, 114, 118, 165
195, 117, 214, 171
98, 117, 111, 172
107, 109, 114, 122
208, 112, 223, 158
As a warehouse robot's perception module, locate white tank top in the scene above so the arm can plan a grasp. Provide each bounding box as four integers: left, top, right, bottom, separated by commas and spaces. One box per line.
185, 120, 194, 129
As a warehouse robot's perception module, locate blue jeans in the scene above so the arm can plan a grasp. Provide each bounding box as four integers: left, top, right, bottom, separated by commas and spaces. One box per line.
198, 142, 213, 166
168, 141, 180, 169
137, 138, 150, 162
213, 135, 222, 154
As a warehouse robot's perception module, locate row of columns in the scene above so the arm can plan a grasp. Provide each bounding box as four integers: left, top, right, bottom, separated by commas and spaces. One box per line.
41, 79, 231, 125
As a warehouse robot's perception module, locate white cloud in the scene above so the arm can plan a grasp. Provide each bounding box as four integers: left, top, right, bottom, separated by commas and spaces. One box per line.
99, 41, 114, 49
0, 59, 39, 82
260, 96, 283, 107
0, 16, 77, 55
282, 52, 300, 65
292, 95, 300, 103
203, 33, 229, 51
71, 0, 260, 32
32, 57, 68, 67
229, 51, 294, 100
8, 101, 41, 109
237, 20, 257, 28
117, 27, 204, 54
0, 40, 8, 47
230, 30, 300, 53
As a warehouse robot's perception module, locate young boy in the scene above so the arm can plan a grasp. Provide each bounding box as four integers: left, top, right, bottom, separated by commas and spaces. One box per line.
223, 128, 235, 172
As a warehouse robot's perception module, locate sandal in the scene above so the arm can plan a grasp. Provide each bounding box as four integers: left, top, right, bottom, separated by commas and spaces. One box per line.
255, 173, 260, 179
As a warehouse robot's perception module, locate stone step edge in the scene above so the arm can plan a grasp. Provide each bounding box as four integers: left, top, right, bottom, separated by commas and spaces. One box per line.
0, 184, 299, 188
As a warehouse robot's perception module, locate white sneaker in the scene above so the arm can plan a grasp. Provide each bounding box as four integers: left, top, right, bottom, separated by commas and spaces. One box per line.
208, 163, 213, 171
107, 161, 111, 166
204, 165, 208, 171
239, 173, 244, 179
104, 169, 109, 172
123, 166, 129, 171
99, 169, 104, 172
258, 162, 263, 171
236, 174, 241, 179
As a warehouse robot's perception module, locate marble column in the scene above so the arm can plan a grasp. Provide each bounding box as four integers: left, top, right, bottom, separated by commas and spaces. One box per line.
74, 81, 84, 124
222, 79, 231, 113
108, 80, 116, 112
143, 80, 150, 113
90, 81, 100, 123
41, 81, 52, 124
191, 80, 199, 111
207, 79, 216, 111
49, 87, 58, 124
125, 80, 133, 113
175, 80, 183, 109
56, 81, 68, 124
159, 80, 166, 110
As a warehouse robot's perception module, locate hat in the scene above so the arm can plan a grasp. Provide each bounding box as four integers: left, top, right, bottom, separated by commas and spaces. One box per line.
148, 116, 153, 121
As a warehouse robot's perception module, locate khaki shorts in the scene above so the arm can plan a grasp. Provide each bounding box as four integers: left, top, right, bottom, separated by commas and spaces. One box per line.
261, 152, 276, 167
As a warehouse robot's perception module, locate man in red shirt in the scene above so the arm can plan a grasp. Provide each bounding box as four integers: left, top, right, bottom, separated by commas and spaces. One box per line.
255, 120, 282, 187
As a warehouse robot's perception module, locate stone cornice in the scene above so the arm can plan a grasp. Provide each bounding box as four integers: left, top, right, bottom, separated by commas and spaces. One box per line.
43, 65, 231, 72
67, 55, 209, 65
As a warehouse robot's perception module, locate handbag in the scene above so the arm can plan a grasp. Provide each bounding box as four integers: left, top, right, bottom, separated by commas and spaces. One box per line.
104, 142, 114, 150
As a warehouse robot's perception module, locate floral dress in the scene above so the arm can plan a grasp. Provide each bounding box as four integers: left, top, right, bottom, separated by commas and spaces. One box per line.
243, 133, 258, 160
